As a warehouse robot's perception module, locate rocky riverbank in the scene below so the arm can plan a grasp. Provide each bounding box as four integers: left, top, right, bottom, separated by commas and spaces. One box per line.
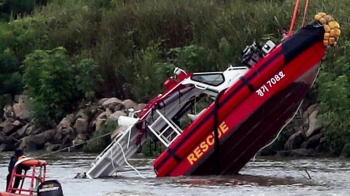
0, 94, 146, 152
0, 94, 331, 158
260, 104, 327, 157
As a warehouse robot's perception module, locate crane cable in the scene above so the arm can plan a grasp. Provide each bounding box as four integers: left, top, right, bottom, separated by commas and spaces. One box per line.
301, 0, 311, 27
287, 0, 310, 38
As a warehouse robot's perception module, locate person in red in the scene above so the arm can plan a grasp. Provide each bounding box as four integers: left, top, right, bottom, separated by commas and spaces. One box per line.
6, 149, 30, 193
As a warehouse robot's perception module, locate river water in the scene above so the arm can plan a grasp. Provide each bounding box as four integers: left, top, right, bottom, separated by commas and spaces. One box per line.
0, 151, 349, 196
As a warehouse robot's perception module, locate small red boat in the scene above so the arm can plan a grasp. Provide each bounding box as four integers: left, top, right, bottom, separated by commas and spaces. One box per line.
0, 156, 64, 196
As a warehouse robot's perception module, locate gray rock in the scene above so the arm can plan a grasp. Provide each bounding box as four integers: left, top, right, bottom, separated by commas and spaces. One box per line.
73, 135, 86, 146
3, 105, 14, 119
45, 142, 61, 152
0, 131, 6, 143
305, 110, 322, 137
111, 126, 128, 140
291, 148, 315, 157
13, 95, 30, 120
74, 118, 88, 134
109, 111, 127, 121
26, 125, 42, 135
98, 98, 108, 105
57, 114, 75, 130
122, 99, 137, 110
284, 131, 305, 150
301, 133, 323, 149
102, 98, 122, 111
133, 103, 146, 112
17, 123, 30, 138
94, 118, 106, 132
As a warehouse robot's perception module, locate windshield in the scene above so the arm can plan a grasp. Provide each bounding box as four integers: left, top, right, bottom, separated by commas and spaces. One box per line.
190, 73, 225, 86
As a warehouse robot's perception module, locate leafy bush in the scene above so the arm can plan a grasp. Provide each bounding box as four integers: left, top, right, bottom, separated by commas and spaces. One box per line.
141, 138, 165, 157
83, 118, 117, 153
318, 42, 350, 156
22, 47, 76, 128
22, 47, 102, 128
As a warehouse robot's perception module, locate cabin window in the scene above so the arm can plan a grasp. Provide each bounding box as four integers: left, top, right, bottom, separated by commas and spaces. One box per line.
191, 73, 225, 86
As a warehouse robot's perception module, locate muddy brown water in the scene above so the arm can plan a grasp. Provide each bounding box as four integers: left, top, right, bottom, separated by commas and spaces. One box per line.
0, 151, 349, 196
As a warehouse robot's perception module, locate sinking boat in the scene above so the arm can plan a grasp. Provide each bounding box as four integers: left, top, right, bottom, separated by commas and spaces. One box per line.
0, 156, 64, 196
85, 8, 341, 179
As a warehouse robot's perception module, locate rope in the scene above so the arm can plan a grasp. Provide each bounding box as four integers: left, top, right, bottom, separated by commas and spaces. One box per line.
287, 0, 301, 38
213, 90, 225, 175
301, 0, 310, 27
35, 129, 146, 178
116, 142, 146, 179
36, 131, 114, 158
252, 99, 304, 162
252, 66, 321, 162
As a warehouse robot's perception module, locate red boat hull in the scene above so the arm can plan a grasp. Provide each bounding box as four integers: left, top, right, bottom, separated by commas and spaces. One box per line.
153, 22, 326, 177
174, 65, 320, 175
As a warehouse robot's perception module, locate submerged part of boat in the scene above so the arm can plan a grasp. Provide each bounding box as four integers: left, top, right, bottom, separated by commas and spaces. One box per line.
86, 11, 341, 179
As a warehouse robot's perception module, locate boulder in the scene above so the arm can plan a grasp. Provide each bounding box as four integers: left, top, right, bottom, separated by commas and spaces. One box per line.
102, 97, 122, 111
133, 103, 147, 112
45, 142, 61, 152
17, 123, 30, 138
275, 148, 314, 157
290, 148, 315, 157
13, 95, 30, 120
109, 111, 127, 121
3, 105, 14, 119
73, 118, 88, 134
96, 109, 112, 120
111, 126, 128, 140
95, 118, 106, 132
301, 133, 323, 149
302, 110, 309, 126
19, 136, 37, 151
27, 129, 56, 149
315, 137, 327, 153
25, 125, 42, 135
284, 131, 305, 150
307, 104, 318, 116
122, 99, 137, 110
57, 126, 74, 137
53, 132, 63, 143
3, 120, 22, 136
305, 110, 322, 137
73, 134, 88, 147
76, 109, 88, 120
31, 133, 47, 147
3, 123, 16, 135
0, 142, 15, 152
57, 114, 75, 130
0, 131, 6, 143
98, 98, 108, 105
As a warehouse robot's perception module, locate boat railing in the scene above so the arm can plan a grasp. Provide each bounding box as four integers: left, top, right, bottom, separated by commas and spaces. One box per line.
147, 109, 183, 147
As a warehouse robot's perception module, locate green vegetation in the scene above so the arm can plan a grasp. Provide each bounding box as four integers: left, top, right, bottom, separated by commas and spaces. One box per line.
0, 0, 348, 155
22, 47, 102, 128
83, 118, 118, 153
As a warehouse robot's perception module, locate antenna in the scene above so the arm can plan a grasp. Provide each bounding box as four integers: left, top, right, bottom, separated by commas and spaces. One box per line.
274, 16, 287, 39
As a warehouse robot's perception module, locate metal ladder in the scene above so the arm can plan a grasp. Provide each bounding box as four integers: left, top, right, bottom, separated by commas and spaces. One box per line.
147, 110, 183, 147
86, 121, 146, 179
